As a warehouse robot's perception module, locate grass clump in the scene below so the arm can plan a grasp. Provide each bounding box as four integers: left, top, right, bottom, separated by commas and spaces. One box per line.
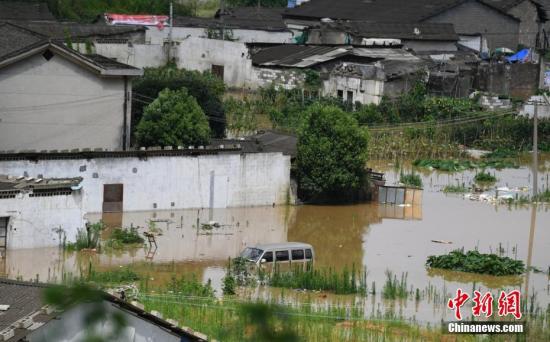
105, 227, 144, 249
382, 271, 409, 300
443, 185, 469, 193
166, 275, 215, 298
413, 159, 517, 172
532, 189, 550, 203
66, 222, 104, 251
426, 249, 525, 276
87, 267, 140, 285
474, 171, 497, 183
399, 173, 423, 188
269, 263, 367, 295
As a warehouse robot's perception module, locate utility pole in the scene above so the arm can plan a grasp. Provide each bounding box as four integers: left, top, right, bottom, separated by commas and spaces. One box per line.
168, 1, 173, 62
533, 100, 538, 197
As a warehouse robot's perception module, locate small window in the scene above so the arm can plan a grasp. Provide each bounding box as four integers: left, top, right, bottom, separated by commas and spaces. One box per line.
305, 249, 312, 259
337, 89, 343, 99
275, 250, 289, 261
42, 50, 54, 61
263, 251, 273, 262
291, 249, 304, 260
211, 64, 224, 79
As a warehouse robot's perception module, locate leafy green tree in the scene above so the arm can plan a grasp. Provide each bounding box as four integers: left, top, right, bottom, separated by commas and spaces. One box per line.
296, 104, 369, 202
133, 66, 226, 140
136, 88, 211, 147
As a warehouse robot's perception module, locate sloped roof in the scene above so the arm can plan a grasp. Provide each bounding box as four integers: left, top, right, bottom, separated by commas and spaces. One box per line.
9, 21, 146, 40
0, 175, 82, 193
316, 21, 459, 41
252, 44, 418, 67
0, 23, 142, 76
0, 1, 55, 21
284, 0, 537, 22
173, 6, 289, 31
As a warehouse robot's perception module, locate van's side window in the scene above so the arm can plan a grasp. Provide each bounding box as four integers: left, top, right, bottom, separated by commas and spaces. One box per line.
263, 251, 273, 262
291, 249, 304, 260
276, 250, 289, 261
305, 249, 312, 259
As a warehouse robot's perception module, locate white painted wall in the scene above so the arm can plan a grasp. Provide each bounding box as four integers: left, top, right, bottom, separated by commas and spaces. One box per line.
92, 43, 166, 69
0, 152, 291, 213
322, 75, 384, 105
0, 53, 129, 151
146, 26, 294, 44
176, 37, 253, 87
0, 192, 85, 249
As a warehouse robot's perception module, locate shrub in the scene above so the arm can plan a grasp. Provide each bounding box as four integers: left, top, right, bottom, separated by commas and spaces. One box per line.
474, 171, 497, 183
426, 249, 525, 276
136, 88, 211, 147
66, 222, 104, 251
104, 227, 144, 249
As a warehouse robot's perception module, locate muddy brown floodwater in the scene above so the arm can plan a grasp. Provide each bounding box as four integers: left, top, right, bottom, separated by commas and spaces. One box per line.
1, 155, 549, 324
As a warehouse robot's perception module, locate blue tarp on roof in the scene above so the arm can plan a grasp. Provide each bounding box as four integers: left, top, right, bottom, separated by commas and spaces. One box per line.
506, 49, 530, 63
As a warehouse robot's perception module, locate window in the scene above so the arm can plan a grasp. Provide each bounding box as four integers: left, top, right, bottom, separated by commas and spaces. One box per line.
211, 64, 224, 79
263, 251, 273, 262
291, 249, 304, 260
275, 250, 289, 261
240, 247, 264, 262
305, 249, 312, 259
337, 90, 344, 100
42, 50, 54, 61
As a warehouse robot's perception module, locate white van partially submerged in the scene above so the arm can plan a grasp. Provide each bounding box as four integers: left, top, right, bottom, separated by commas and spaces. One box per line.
239, 242, 315, 266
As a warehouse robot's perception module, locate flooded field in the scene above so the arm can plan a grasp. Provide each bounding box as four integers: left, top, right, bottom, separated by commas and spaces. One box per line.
2, 155, 549, 325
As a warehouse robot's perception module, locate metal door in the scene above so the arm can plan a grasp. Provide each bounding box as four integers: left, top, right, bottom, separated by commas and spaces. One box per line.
103, 184, 123, 213
0, 217, 8, 251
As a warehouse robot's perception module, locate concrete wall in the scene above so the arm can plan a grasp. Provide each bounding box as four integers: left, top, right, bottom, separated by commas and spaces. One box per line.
322, 75, 384, 105
426, 1, 520, 50
475, 62, 540, 99
0, 192, 85, 249
0, 52, 128, 151
176, 37, 252, 87
249, 67, 306, 90
403, 40, 458, 52
91, 43, 166, 69
0, 152, 291, 213
508, 1, 541, 48
146, 26, 294, 44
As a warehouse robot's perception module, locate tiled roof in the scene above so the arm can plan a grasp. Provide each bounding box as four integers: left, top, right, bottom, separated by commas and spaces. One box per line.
0, 1, 55, 21
0, 22, 46, 62
316, 21, 459, 41
173, 6, 289, 31
9, 21, 145, 40
284, 0, 536, 22
0, 175, 82, 193
0, 23, 142, 76
0, 279, 48, 332
251, 45, 418, 67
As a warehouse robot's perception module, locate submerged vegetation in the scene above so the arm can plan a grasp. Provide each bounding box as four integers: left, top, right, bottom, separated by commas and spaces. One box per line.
474, 171, 497, 184
443, 184, 469, 193
382, 271, 409, 300
399, 173, 423, 188
65, 222, 104, 251
269, 264, 368, 295
412, 158, 518, 172
86, 266, 140, 285
104, 227, 145, 249
426, 249, 525, 276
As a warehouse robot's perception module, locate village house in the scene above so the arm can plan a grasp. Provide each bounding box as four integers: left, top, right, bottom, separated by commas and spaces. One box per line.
0, 278, 206, 341
251, 44, 429, 104
284, 0, 548, 52
0, 175, 84, 251
0, 23, 143, 151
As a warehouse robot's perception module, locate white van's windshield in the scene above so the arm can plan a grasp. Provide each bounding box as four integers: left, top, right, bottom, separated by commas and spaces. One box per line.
240, 247, 264, 262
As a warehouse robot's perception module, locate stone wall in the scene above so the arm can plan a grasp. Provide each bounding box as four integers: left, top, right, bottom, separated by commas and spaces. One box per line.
475, 62, 540, 99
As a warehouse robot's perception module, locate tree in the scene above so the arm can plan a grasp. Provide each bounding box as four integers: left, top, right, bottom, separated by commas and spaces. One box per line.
135, 88, 210, 147
296, 104, 369, 202
133, 66, 226, 141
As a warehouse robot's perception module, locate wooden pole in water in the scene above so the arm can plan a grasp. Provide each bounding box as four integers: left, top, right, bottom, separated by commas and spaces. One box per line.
533, 100, 539, 197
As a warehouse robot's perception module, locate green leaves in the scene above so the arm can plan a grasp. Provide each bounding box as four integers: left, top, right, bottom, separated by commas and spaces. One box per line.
426, 249, 525, 276
136, 88, 211, 147
296, 104, 369, 202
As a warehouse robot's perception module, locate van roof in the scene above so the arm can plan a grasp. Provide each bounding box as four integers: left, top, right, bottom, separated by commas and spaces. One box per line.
254, 242, 313, 250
